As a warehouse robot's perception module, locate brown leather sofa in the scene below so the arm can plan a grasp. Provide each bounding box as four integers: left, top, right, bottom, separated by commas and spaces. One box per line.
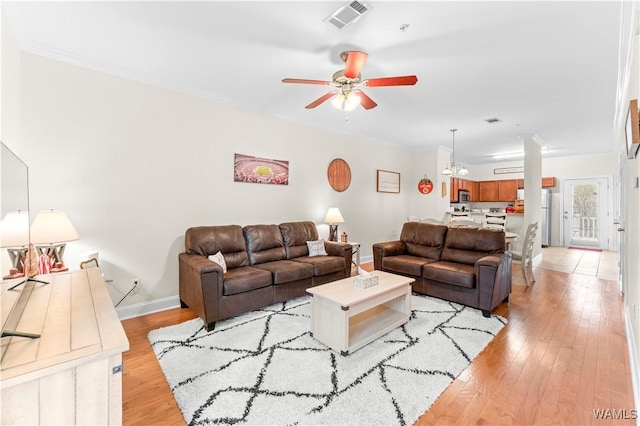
373, 221, 512, 317
179, 221, 352, 330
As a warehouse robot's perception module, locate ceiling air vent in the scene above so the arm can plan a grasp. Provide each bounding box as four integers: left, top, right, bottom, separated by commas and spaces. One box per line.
324, 1, 372, 30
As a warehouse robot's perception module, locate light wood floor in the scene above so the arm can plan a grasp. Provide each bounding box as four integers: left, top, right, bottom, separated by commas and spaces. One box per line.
121, 248, 635, 425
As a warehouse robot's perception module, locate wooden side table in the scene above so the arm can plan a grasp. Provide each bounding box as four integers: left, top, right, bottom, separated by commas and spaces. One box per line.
348, 242, 361, 269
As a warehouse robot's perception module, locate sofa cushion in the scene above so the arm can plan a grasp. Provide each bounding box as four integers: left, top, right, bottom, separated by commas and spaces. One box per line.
222, 266, 273, 296
253, 260, 314, 285
293, 256, 346, 276
423, 261, 476, 289
244, 224, 287, 265
306, 240, 328, 257
279, 221, 319, 259
185, 225, 249, 268
441, 227, 505, 265
382, 255, 438, 276
208, 251, 227, 273
400, 222, 448, 260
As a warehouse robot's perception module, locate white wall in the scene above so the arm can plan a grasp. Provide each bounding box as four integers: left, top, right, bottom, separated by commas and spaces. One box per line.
18, 52, 430, 310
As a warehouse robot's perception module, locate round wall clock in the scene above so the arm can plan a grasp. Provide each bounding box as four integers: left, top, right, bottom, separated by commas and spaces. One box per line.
327, 158, 351, 192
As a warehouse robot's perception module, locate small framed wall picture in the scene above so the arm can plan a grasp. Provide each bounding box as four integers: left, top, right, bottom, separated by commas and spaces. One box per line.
376, 169, 400, 193
626, 99, 640, 159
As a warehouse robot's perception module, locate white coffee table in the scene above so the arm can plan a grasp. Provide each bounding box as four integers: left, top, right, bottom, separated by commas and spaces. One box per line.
306, 270, 414, 355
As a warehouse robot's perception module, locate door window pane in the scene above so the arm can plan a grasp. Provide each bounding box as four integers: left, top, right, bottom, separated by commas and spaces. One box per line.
571, 183, 598, 242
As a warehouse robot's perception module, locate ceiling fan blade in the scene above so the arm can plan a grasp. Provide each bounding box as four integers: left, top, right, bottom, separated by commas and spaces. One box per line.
305, 92, 336, 109
365, 75, 418, 87
354, 90, 377, 110
282, 78, 331, 85
344, 51, 368, 79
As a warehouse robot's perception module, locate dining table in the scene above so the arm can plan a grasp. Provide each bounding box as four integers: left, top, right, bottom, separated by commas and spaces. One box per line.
505, 231, 518, 252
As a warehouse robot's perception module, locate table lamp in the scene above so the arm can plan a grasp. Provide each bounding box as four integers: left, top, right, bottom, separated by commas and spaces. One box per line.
1, 211, 30, 275
324, 207, 345, 242
30, 209, 79, 270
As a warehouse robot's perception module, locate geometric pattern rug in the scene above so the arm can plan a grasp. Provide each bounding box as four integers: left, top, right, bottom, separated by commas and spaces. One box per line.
148, 294, 506, 426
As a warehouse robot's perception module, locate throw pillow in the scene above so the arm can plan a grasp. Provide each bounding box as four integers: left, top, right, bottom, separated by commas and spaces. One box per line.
208, 251, 227, 273
306, 240, 328, 257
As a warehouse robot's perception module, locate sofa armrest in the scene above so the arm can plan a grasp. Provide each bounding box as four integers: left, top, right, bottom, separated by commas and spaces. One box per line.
372, 241, 406, 270
324, 241, 353, 277
179, 252, 223, 330
475, 252, 512, 315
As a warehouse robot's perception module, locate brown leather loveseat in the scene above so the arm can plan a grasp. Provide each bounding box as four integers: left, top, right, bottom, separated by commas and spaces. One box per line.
373, 221, 512, 317
179, 221, 352, 330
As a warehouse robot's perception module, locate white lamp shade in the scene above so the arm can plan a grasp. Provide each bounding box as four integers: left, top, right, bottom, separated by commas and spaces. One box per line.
30, 210, 80, 245
324, 207, 345, 224
0, 211, 30, 248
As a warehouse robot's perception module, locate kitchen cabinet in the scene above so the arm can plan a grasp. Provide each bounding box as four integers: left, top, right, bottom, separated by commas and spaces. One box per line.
542, 177, 556, 188
450, 178, 459, 202
517, 177, 557, 190
450, 178, 475, 202
477, 179, 517, 202
498, 179, 518, 201
478, 181, 498, 201
470, 181, 479, 202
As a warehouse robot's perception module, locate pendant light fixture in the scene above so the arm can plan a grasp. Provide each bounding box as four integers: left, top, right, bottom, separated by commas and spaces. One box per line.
441, 128, 469, 176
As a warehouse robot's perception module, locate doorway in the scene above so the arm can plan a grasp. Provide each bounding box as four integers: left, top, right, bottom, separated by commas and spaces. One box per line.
563, 178, 609, 249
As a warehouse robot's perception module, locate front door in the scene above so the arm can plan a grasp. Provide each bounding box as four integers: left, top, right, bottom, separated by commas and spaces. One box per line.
563, 178, 609, 249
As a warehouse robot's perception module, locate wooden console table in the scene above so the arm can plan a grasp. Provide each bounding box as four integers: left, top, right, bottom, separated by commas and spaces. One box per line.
1, 268, 130, 424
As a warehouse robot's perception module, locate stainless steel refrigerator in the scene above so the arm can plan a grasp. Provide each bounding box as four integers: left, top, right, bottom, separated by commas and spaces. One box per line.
541, 189, 552, 247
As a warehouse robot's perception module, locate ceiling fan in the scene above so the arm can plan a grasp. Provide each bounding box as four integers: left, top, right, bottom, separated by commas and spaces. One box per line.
282, 51, 418, 111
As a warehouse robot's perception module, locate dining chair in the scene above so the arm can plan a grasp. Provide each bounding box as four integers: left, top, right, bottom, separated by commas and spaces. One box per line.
421, 218, 444, 224
450, 211, 470, 218
512, 221, 539, 286
483, 212, 507, 231
450, 220, 481, 228
80, 257, 100, 269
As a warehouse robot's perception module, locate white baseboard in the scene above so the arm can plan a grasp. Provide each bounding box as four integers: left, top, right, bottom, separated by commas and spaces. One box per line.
114, 258, 380, 321
116, 295, 181, 320
625, 305, 640, 421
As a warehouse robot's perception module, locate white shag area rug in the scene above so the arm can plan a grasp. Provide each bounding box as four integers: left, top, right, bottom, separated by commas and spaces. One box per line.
148, 294, 506, 426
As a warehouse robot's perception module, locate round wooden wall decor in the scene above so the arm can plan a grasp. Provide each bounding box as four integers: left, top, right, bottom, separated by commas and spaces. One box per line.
327, 158, 352, 192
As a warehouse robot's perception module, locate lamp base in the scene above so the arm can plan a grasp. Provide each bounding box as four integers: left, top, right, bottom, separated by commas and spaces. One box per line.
36, 243, 67, 266
328, 224, 339, 242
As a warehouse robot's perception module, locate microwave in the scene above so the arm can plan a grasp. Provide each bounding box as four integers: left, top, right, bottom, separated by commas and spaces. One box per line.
458, 190, 470, 203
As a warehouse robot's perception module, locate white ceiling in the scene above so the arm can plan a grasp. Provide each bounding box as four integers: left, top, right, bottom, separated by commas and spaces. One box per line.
2, 1, 624, 165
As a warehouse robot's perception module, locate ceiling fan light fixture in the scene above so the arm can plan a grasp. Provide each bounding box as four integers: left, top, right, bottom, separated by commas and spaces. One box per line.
331, 91, 361, 112
330, 93, 346, 109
